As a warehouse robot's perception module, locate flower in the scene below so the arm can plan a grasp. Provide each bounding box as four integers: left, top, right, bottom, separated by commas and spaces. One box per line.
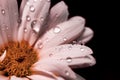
0, 0, 96, 80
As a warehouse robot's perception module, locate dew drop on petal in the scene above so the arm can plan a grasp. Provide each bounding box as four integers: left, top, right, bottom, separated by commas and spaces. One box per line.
31, 20, 37, 27
1, 24, 7, 31
32, 26, 40, 33
49, 53, 53, 57
65, 71, 70, 76
6, 26, 9, 30
68, 46, 72, 50
17, 18, 22, 24
40, 17, 44, 21
47, 0, 50, 2
63, 37, 67, 41
72, 41, 77, 44
34, 0, 37, 2
66, 57, 72, 63
53, 27, 61, 33
1, 9, 5, 15
7, 34, 11, 38
29, 5, 35, 12
79, 41, 85, 45
55, 13, 59, 18
26, 15, 31, 21
80, 47, 84, 51
27, 2, 30, 5
24, 28, 27, 33
37, 42, 43, 49
31, 20, 40, 33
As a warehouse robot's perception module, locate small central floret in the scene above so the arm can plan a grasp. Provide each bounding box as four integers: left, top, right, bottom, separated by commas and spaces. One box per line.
0, 41, 38, 77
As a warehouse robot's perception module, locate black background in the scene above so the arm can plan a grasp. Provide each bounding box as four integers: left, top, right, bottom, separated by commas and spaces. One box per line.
16, 0, 111, 80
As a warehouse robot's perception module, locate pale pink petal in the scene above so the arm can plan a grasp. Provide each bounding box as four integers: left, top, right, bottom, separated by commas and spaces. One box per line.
39, 44, 95, 68
65, 55, 96, 68
47, 1, 69, 29
0, 75, 8, 80
34, 16, 85, 50
28, 0, 51, 46
0, 50, 6, 62
31, 68, 58, 79
18, 0, 50, 42
0, 0, 19, 42
20, 0, 27, 16
39, 44, 93, 58
77, 27, 94, 44
10, 76, 28, 80
27, 75, 56, 80
75, 74, 85, 80
31, 58, 76, 80
56, 77, 65, 80
0, 34, 4, 47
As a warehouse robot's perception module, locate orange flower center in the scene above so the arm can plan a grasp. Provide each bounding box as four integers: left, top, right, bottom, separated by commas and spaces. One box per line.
0, 41, 38, 77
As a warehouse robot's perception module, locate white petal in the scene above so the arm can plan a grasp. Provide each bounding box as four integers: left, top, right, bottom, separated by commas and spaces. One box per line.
0, 75, 9, 80
0, 50, 6, 62
75, 74, 86, 80
31, 58, 76, 80
39, 44, 95, 68
77, 27, 94, 43
27, 75, 56, 80
34, 16, 85, 50
48, 1, 69, 29
10, 76, 28, 80
18, 0, 50, 42
0, 0, 19, 42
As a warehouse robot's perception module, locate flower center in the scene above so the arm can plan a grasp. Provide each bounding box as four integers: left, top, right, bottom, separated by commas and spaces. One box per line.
0, 41, 38, 77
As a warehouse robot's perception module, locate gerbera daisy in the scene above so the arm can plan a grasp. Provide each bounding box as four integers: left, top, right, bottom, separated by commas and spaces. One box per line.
0, 0, 96, 80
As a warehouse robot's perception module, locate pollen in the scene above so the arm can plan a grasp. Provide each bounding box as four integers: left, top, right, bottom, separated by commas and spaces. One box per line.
0, 41, 38, 77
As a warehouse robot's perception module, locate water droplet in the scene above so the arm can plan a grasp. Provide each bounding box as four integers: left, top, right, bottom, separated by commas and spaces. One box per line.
80, 47, 84, 51
78, 41, 85, 45
72, 41, 77, 44
40, 17, 44, 21
1, 9, 5, 15
44, 38, 49, 43
24, 28, 27, 32
31, 20, 40, 33
26, 15, 31, 21
65, 71, 70, 76
7, 34, 11, 38
63, 37, 67, 41
47, 0, 50, 2
29, 5, 35, 12
31, 20, 37, 27
1, 24, 7, 31
6, 26, 9, 30
58, 47, 63, 52
68, 46, 72, 50
55, 13, 59, 17
37, 42, 43, 49
49, 53, 53, 57
27, 2, 30, 5
53, 27, 61, 33
33, 26, 39, 33
66, 57, 72, 63
1, 26, 5, 31
34, 0, 37, 2
17, 18, 22, 24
